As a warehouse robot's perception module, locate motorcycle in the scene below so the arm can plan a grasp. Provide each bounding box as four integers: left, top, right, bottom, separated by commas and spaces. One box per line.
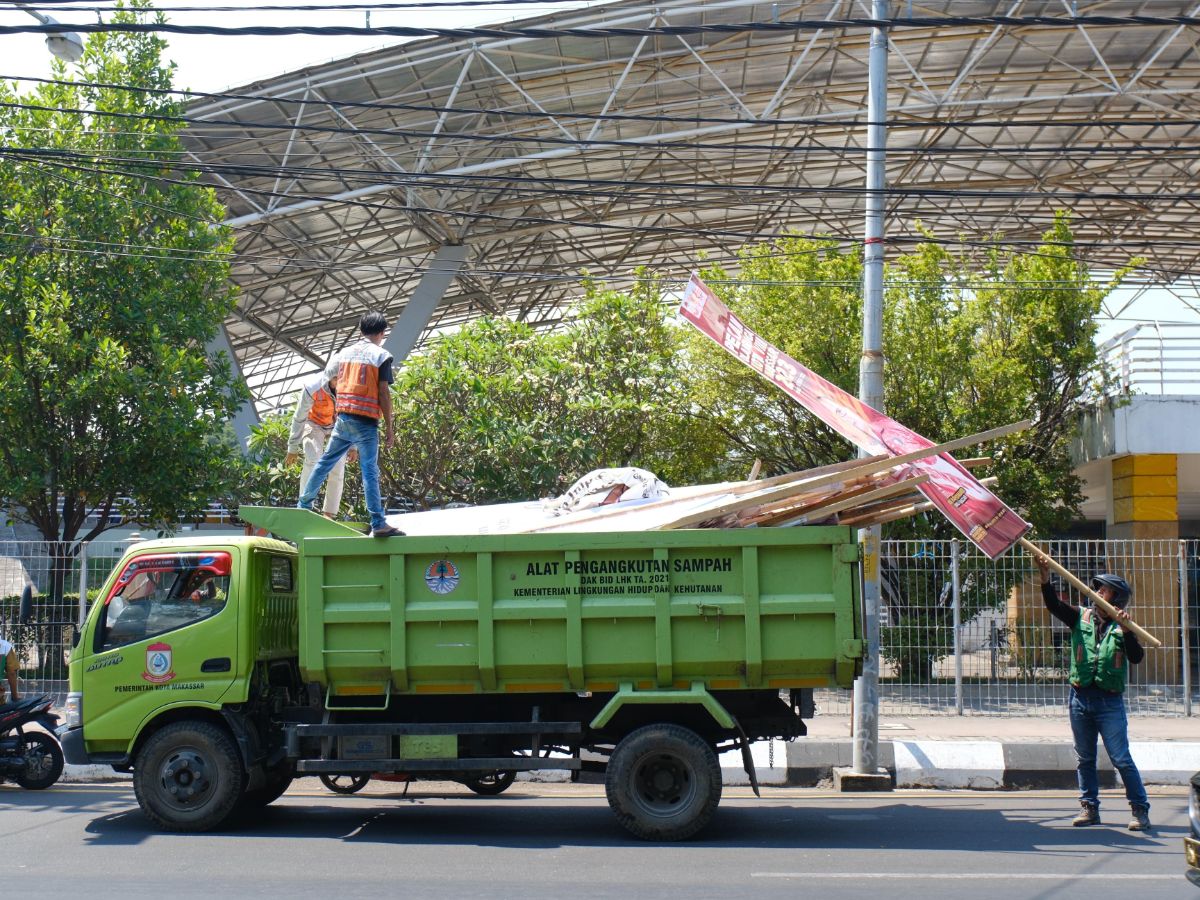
0, 694, 65, 789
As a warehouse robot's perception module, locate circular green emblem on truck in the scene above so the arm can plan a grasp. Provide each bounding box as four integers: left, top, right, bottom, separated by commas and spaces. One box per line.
425, 559, 460, 595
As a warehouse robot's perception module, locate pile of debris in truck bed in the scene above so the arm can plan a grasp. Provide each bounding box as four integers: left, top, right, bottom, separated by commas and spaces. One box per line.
383, 452, 993, 538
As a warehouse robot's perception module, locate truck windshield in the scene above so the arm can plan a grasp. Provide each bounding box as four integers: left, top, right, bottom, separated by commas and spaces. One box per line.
95, 552, 232, 653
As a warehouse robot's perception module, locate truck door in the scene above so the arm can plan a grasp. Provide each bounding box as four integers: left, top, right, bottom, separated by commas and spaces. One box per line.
77, 550, 240, 751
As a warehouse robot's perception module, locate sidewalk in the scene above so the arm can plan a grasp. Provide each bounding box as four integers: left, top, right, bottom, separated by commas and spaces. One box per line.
741, 714, 1200, 790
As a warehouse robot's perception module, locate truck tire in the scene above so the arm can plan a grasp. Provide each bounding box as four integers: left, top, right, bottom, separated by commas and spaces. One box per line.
133, 721, 246, 832
236, 762, 294, 812
605, 723, 721, 841
463, 770, 516, 796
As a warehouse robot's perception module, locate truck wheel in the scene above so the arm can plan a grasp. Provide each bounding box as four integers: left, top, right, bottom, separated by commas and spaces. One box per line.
463, 770, 516, 796
134, 721, 245, 832
237, 762, 294, 812
320, 773, 370, 794
605, 723, 721, 841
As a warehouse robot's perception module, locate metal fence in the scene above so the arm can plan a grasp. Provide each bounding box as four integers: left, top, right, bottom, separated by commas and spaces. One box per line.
816, 538, 1197, 718
0, 538, 132, 706
2, 537, 1196, 716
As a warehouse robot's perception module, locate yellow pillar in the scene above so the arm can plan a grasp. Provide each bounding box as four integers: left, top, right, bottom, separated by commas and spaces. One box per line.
1107, 454, 1180, 684
1109, 454, 1178, 540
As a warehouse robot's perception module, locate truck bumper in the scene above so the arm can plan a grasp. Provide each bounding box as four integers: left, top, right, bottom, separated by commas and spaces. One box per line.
57, 725, 90, 766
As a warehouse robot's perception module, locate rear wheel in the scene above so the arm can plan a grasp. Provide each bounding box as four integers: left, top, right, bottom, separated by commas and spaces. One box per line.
320, 773, 370, 794
463, 770, 516, 796
15, 732, 64, 790
605, 723, 721, 841
133, 721, 245, 832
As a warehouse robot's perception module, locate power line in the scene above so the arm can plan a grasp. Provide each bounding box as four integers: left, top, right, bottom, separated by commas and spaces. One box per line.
12, 72, 1200, 134
8, 14, 1200, 40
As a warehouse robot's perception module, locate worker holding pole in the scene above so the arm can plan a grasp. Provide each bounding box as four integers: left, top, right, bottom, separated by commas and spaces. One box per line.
1033, 553, 1151, 832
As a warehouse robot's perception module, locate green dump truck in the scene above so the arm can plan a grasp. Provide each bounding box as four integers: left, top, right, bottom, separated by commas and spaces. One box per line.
60, 507, 862, 840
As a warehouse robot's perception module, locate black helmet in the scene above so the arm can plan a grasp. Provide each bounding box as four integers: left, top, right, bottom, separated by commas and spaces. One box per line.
1090, 573, 1133, 607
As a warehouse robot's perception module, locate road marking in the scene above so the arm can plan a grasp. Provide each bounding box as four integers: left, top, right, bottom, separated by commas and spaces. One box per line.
752, 873, 1180, 881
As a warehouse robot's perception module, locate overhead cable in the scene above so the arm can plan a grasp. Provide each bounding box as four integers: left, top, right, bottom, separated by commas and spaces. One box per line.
8, 14, 1200, 40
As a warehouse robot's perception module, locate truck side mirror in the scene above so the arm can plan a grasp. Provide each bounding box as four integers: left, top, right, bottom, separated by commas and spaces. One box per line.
18, 584, 33, 624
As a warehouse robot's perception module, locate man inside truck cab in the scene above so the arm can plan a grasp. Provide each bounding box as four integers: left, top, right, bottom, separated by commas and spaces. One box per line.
297, 311, 404, 538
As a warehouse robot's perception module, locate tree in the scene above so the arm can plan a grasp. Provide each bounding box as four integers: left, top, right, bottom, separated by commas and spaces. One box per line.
688, 214, 1131, 537
685, 216, 1133, 681
0, 3, 245, 664
377, 272, 721, 509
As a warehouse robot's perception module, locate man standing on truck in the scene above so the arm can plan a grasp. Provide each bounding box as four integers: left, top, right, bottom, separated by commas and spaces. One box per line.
284, 372, 354, 518
1034, 556, 1150, 832
298, 311, 404, 538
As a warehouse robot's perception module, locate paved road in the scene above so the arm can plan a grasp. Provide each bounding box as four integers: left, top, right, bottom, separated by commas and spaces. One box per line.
0, 782, 1190, 899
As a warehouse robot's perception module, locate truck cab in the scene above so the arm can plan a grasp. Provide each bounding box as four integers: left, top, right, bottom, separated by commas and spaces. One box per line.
60, 537, 299, 799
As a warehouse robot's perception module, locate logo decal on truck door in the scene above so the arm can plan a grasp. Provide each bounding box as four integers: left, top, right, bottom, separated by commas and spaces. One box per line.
425, 560, 460, 595
142, 642, 176, 684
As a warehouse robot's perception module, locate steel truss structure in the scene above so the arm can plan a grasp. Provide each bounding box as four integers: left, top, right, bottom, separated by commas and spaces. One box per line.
181, 0, 1200, 413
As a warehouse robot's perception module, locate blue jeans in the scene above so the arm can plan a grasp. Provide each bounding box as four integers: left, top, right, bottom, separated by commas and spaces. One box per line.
298, 415, 387, 531
1069, 686, 1149, 810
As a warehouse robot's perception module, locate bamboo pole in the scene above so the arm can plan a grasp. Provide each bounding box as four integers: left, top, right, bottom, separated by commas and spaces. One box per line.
1019, 537, 1162, 648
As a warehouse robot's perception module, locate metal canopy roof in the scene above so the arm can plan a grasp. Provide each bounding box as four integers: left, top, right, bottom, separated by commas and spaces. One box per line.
181, 0, 1200, 413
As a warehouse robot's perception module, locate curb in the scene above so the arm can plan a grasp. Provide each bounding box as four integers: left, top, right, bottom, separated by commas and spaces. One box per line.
775, 739, 1200, 789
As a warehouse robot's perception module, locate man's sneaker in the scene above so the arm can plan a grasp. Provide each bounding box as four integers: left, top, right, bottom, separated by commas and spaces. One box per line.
1127, 804, 1151, 831
371, 525, 405, 538
1072, 802, 1100, 827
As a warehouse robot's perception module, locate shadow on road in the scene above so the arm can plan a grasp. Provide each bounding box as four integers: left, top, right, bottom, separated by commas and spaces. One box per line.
53, 786, 1188, 851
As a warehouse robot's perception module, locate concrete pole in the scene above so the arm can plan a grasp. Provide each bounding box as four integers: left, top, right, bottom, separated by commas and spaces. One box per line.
851, 0, 889, 778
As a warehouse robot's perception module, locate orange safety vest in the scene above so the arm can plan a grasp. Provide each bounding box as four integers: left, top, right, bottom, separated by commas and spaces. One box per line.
307, 386, 336, 427
331, 341, 392, 420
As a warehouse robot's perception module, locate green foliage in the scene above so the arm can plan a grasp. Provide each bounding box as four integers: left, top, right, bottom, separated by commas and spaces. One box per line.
687, 215, 1133, 537
0, 2, 245, 558
376, 271, 719, 508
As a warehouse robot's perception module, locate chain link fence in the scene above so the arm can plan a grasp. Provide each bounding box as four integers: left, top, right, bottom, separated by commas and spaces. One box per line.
1, 537, 133, 706
816, 538, 1197, 717
2, 536, 1196, 716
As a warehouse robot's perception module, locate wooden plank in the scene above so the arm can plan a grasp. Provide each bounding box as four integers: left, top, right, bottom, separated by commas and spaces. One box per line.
656, 421, 1026, 531
770, 475, 930, 527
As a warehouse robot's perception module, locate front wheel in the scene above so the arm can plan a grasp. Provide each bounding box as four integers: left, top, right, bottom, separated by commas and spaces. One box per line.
605, 723, 721, 841
463, 770, 516, 796
133, 721, 245, 832
15, 731, 64, 789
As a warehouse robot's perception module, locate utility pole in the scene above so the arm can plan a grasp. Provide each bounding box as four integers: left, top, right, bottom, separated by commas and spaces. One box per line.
847, 0, 892, 788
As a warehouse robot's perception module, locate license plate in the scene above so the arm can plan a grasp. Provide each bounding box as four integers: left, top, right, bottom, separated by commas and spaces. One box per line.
338, 735, 389, 760
397, 734, 456, 760
1186, 836, 1200, 869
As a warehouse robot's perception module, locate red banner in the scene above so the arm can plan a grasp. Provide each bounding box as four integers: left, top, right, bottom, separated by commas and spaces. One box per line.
680, 273, 1030, 559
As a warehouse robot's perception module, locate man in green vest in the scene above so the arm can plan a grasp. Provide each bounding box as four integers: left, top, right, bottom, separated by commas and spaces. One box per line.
1036, 557, 1150, 831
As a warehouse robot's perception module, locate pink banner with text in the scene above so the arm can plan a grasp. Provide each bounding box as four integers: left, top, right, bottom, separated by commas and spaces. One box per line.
679, 273, 1030, 559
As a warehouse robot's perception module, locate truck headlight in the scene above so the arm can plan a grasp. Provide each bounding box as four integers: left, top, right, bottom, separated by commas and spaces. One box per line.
65, 692, 82, 729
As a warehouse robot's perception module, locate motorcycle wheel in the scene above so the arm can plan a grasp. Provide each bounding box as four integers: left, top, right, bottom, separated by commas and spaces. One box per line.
320, 773, 370, 794
15, 731, 65, 790
463, 770, 516, 796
